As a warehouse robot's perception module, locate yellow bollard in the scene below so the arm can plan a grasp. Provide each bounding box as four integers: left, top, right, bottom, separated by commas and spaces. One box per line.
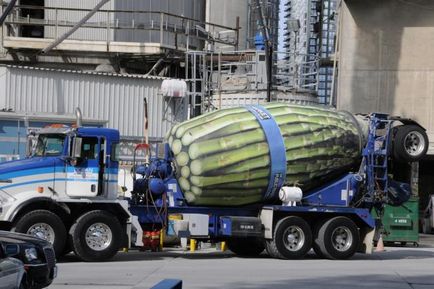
159, 229, 164, 251
220, 241, 227, 252
190, 239, 197, 252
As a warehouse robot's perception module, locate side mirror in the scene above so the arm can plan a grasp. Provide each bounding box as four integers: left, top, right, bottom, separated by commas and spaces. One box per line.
72, 137, 83, 159
26, 132, 37, 157
4, 244, 20, 257
26, 138, 33, 157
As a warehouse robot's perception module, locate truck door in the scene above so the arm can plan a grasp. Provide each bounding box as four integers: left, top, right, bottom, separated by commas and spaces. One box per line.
66, 137, 100, 198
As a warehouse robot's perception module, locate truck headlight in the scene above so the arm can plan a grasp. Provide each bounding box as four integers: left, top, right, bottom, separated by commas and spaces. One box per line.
0, 190, 15, 206
25, 248, 39, 262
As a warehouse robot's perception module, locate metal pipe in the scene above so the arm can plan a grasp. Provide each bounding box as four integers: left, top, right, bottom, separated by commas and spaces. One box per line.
42, 0, 110, 54
143, 97, 149, 162
75, 107, 83, 127
330, 0, 343, 107
255, 0, 273, 102
0, 0, 17, 26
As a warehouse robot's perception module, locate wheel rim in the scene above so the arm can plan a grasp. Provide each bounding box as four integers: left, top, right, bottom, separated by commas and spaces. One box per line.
85, 223, 113, 251
27, 223, 55, 243
404, 131, 425, 156
282, 225, 305, 252
331, 226, 353, 252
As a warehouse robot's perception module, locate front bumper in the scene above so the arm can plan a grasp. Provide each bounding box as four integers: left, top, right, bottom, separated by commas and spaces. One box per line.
25, 263, 57, 288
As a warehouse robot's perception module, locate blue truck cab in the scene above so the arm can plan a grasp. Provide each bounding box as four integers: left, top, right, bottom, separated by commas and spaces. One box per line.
0, 121, 143, 262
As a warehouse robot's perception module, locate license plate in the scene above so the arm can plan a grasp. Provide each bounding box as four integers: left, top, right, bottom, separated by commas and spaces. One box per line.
52, 266, 58, 278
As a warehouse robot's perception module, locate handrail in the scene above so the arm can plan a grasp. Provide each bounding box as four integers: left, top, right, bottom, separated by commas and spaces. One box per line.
2, 5, 239, 47
2, 4, 238, 32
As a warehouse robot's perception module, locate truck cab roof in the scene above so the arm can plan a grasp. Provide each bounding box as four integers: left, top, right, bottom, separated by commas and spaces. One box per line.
37, 126, 120, 141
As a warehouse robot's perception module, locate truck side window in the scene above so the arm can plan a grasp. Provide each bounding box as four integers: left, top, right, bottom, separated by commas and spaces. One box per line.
111, 143, 120, 162
81, 137, 98, 159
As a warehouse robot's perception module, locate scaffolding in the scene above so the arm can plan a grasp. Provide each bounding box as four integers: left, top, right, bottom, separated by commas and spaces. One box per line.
185, 49, 319, 115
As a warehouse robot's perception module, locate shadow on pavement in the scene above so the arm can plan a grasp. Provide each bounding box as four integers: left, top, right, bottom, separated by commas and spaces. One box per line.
57, 247, 434, 264
217, 274, 434, 289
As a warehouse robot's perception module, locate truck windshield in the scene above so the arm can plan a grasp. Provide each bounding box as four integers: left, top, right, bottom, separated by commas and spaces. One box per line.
34, 134, 66, 157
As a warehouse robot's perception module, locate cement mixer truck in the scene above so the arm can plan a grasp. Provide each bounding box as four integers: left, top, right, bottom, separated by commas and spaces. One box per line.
0, 104, 428, 261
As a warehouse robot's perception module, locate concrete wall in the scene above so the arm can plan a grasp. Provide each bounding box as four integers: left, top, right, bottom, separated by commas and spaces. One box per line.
337, 0, 434, 153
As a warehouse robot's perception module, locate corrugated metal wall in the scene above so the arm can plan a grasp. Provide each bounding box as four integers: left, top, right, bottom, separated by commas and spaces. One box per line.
0, 66, 183, 140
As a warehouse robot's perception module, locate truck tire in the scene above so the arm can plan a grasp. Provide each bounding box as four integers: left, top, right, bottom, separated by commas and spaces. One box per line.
70, 210, 122, 262
265, 239, 281, 258
315, 216, 360, 260
269, 216, 312, 259
312, 219, 328, 259
227, 238, 265, 257
13, 210, 66, 257
393, 125, 428, 162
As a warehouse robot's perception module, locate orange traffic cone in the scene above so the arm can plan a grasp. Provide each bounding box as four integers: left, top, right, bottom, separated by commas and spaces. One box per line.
375, 234, 385, 252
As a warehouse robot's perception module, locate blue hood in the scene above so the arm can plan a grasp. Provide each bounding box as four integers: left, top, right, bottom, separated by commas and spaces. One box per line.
0, 157, 65, 179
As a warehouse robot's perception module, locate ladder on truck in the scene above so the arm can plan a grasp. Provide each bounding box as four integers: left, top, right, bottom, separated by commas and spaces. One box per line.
363, 113, 393, 205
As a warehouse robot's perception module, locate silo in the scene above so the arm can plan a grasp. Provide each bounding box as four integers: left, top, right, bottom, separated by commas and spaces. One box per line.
205, 0, 249, 50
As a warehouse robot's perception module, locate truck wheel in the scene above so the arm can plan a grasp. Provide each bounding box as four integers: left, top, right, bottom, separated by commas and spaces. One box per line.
227, 238, 264, 257
393, 125, 428, 162
312, 219, 328, 259
70, 210, 122, 262
269, 216, 312, 259
13, 210, 66, 257
315, 216, 360, 260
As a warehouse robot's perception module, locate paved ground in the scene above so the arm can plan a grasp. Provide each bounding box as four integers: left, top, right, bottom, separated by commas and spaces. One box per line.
50, 236, 434, 289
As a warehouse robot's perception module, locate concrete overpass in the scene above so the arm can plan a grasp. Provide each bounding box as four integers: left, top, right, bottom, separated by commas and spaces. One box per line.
338, 0, 434, 150
337, 0, 434, 207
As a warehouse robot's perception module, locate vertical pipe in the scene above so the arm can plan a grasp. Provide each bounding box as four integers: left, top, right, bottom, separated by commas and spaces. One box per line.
192, 53, 196, 117
201, 52, 206, 113
106, 10, 110, 51
17, 119, 20, 156
55, 8, 58, 39
235, 16, 240, 50
218, 51, 222, 109
255, 0, 273, 102
160, 12, 163, 46
1, 0, 4, 49
330, 0, 342, 107
247, 0, 251, 48
185, 52, 190, 119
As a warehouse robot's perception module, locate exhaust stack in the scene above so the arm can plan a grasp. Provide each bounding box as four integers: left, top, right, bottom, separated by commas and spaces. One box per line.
75, 107, 82, 127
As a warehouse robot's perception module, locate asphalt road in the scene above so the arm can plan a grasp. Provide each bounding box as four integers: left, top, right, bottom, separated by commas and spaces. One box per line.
50, 238, 434, 289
